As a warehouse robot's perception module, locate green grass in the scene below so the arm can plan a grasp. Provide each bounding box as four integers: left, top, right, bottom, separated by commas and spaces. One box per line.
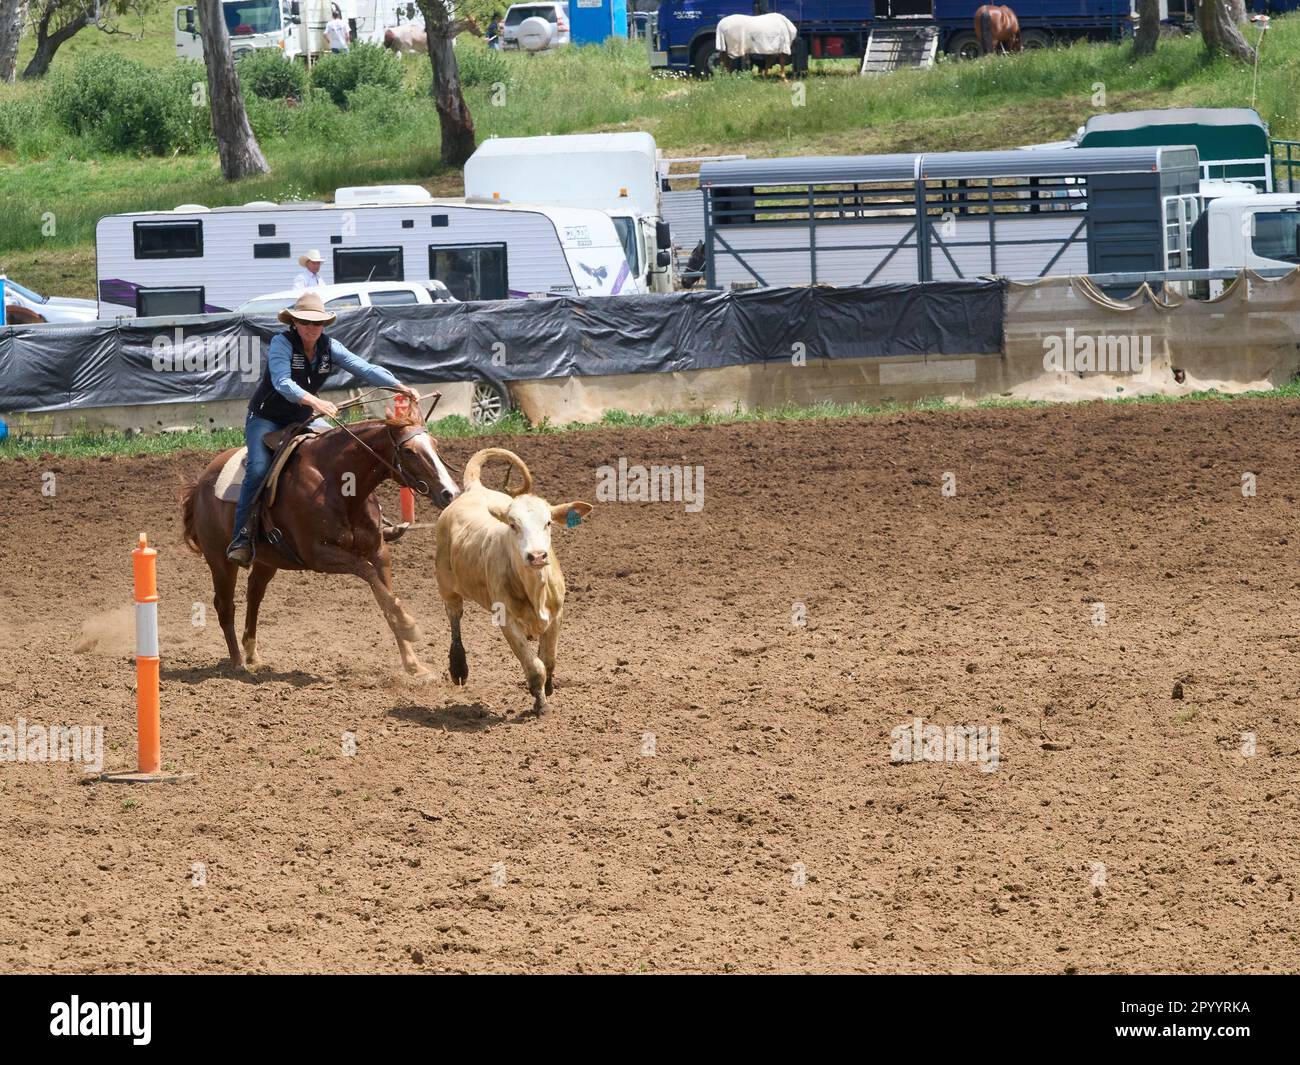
1, 16, 1297, 293
5, 382, 1299, 460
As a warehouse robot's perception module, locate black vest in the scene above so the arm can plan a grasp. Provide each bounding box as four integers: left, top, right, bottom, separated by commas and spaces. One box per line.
249, 328, 335, 425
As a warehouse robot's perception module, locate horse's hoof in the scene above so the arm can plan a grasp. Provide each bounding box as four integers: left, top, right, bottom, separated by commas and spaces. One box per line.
403, 668, 435, 685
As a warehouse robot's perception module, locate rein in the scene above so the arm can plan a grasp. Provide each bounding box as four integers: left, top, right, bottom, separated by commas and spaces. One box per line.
317, 388, 442, 498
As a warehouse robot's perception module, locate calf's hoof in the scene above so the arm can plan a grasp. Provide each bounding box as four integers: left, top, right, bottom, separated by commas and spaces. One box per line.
449, 642, 468, 685
544, 675, 554, 696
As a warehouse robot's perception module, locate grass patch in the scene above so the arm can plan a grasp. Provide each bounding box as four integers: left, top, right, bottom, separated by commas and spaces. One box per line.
4, 382, 1299, 461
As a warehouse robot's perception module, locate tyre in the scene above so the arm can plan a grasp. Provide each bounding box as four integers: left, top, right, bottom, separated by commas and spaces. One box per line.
691, 38, 724, 78
1019, 29, 1051, 49
470, 378, 511, 428
947, 31, 981, 61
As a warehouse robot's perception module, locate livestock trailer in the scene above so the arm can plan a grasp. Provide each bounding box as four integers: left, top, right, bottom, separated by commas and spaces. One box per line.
649, 0, 1142, 75
699, 146, 1201, 289
95, 191, 641, 318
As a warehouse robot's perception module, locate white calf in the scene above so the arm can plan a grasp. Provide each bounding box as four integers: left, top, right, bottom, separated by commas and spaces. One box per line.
434, 448, 592, 714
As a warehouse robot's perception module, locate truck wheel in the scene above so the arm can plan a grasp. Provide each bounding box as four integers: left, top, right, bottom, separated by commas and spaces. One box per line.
692, 39, 723, 78
470, 378, 512, 428
947, 31, 981, 61
1019, 29, 1051, 49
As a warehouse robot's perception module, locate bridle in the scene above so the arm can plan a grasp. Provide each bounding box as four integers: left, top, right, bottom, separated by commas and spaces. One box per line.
318, 388, 443, 498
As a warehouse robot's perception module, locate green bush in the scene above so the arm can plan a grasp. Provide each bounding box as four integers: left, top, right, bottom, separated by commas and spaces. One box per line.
45, 53, 207, 156
0, 89, 66, 158
237, 48, 310, 101
454, 40, 512, 88
310, 43, 404, 107
408, 40, 511, 97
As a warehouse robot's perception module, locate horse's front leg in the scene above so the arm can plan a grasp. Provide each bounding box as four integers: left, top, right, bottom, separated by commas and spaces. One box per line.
313, 543, 428, 676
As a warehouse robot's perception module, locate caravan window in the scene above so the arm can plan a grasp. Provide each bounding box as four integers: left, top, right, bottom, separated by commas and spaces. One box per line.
334, 247, 404, 283
137, 287, 205, 317
429, 244, 507, 301
133, 220, 203, 259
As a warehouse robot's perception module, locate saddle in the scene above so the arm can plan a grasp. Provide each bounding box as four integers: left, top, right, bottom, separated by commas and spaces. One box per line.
213, 420, 410, 562
213, 424, 322, 507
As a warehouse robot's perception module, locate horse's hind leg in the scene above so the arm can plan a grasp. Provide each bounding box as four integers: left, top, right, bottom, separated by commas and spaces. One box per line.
242, 562, 277, 669
207, 550, 243, 670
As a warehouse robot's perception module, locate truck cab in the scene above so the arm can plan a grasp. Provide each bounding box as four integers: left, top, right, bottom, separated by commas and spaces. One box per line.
176, 1, 293, 60
1195, 194, 1300, 274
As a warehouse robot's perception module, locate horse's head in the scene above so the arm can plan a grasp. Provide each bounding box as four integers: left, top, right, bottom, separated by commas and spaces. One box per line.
384, 399, 460, 508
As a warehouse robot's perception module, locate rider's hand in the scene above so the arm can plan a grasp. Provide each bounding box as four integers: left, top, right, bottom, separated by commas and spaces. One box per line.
310, 396, 339, 419
397, 384, 421, 405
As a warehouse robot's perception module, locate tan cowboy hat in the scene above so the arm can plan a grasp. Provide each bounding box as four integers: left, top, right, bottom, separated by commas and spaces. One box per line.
297, 249, 324, 267
277, 291, 337, 326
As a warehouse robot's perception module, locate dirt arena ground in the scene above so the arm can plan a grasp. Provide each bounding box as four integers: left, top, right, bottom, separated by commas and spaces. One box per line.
1, 399, 1298, 974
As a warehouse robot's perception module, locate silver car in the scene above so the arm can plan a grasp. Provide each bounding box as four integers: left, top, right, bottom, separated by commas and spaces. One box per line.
501, 2, 569, 51
1, 276, 100, 324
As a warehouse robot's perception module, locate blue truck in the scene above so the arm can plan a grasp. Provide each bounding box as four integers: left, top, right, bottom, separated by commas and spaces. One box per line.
648, 1, 1150, 75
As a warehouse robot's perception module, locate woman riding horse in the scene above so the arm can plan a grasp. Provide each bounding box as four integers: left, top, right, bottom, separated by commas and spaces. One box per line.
227, 291, 421, 566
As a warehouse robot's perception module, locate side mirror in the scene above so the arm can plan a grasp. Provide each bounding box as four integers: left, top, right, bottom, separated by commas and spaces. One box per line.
656, 250, 671, 268
655, 220, 671, 248
185, 9, 196, 32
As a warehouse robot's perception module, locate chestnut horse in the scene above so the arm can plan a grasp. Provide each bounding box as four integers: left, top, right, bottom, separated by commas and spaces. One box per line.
181, 396, 460, 677
3, 305, 47, 325
975, 4, 1022, 54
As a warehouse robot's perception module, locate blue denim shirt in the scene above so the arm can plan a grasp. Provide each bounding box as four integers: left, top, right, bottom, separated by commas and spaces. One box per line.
267, 333, 400, 405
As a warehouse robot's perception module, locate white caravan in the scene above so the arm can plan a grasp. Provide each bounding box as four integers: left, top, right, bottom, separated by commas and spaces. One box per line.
464, 132, 676, 293
174, 0, 390, 62
94, 186, 642, 318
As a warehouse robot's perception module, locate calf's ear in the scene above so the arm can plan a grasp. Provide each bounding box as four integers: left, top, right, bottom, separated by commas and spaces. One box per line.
553, 501, 593, 527
487, 503, 511, 524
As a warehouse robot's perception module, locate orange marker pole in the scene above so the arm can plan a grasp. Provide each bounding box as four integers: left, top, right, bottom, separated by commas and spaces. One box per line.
132, 532, 161, 775
100, 534, 190, 783
393, 394, 417, 524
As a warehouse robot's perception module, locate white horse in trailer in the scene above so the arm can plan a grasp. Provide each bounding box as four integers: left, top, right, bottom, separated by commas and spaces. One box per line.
714, 13, 799, 78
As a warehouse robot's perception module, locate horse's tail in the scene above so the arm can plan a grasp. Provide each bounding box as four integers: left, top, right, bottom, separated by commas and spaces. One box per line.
180, 480, 203, 555
977, 9, 993, 55
463, 447, 533, 496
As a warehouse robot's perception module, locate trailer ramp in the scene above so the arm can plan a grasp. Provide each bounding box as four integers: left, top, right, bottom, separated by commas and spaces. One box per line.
859, 24, 939, 75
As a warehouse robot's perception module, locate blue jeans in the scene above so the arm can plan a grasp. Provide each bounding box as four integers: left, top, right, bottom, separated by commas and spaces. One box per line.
231, 412, 286, 544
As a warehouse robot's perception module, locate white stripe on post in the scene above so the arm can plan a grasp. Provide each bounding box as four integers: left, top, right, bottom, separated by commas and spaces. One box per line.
135, 601, 159, 659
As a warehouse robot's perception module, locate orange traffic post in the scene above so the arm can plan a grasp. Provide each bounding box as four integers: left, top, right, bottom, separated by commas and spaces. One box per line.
101, 533, 191, 784
393, 394, 417, 524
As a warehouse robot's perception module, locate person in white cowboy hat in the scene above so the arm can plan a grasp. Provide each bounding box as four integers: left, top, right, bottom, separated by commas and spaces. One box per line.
293, 249, 325, 292
226, 291, 421, 566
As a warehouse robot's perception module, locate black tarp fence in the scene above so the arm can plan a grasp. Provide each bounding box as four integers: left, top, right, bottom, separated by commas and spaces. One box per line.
0, 282, 1004, 414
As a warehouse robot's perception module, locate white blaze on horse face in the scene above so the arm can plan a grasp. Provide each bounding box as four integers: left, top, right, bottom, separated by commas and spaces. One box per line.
412, 433, 460, 501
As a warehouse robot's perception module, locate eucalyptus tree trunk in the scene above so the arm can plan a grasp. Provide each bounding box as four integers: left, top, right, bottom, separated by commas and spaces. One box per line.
195, 0, 269, 179
1198, 0, 1256, 63
1132, 0, 1159, 58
